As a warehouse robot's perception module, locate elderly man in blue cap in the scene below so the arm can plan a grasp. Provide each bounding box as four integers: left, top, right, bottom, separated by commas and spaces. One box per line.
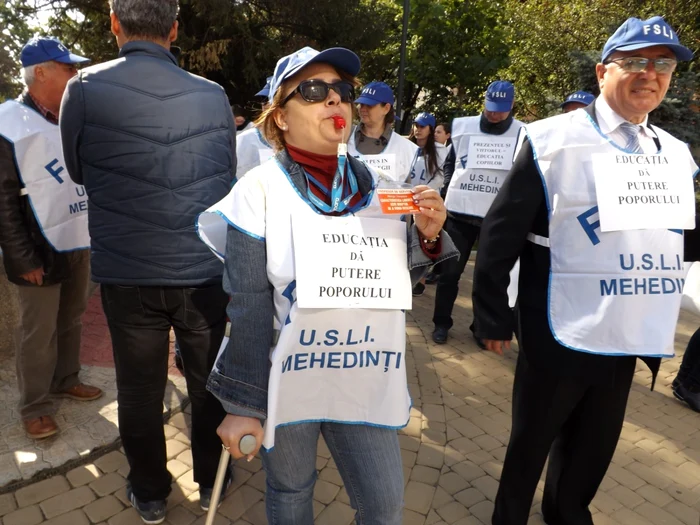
0, 37, 102, 441
560, 90, 596, 113
472, 16, 697, 524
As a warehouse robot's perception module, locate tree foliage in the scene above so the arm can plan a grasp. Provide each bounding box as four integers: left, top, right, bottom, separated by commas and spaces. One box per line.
0, 0, 34, 102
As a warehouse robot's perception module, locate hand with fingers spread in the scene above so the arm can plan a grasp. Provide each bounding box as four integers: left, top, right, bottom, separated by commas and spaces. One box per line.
216, 414, 264, 461
412, 184, 446, 241
483, 339, 512, 356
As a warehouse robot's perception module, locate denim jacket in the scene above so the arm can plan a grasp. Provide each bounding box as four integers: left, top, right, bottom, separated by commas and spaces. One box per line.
207, 149, 458, 418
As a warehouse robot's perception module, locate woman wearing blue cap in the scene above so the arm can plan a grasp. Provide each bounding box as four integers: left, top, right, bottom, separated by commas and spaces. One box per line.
348, 81, 418, 183
196, 46, 457, 524
235, 76, 274, 179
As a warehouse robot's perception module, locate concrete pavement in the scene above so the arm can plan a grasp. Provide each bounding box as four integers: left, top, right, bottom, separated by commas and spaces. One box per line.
1, 262, 699, 524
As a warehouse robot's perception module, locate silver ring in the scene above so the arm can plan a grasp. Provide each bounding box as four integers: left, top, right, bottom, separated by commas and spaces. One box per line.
222, 445, 230, 450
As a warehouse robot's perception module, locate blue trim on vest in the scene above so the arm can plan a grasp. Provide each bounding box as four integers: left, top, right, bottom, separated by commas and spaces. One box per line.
524, 127, 552, 216
205, 209, 265, 242
0, 126, 88, 254
262, 396, 413, 453
255, 128, 271, 148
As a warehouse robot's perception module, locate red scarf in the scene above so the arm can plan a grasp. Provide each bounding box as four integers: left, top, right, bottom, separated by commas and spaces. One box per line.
287, 144, 362, 212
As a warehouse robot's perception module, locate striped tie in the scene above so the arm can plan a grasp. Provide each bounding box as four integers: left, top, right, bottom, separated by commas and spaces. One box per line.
618, 122, 643, 153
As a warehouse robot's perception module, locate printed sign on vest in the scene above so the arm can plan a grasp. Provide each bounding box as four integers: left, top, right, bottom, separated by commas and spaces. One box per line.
592, 153, 695, 232
465, 136, 516, 171
353, 153, 397, 181
292, 214, 411, 310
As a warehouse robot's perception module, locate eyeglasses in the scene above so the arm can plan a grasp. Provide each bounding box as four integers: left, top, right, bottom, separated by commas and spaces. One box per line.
604, 57, 678, 75
280, 79, 355, 106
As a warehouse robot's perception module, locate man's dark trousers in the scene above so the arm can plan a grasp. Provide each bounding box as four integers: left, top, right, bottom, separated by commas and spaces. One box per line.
492, 350, 636, 525
101, 283, 228, 501
433, 217, 481, 329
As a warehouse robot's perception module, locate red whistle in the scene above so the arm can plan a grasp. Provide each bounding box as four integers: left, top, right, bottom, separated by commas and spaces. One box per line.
332, 116, 346, 129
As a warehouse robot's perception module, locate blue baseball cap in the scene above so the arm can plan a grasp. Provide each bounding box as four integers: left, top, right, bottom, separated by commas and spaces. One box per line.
269, 46, 360, 103
255, 76, 273, 98
414, 112, 436, 128
560, 91, 596, 108
602, 16, 694, 62
354, 81, 394, 106
485, 81, 515, 112
20, 37, 90, 68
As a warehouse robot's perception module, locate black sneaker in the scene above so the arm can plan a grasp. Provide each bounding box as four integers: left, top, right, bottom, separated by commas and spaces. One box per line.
126, 485, 166, 524
432, 326, 448, 344
673, 382, 700, 413
412, 282, 426, 297
199, 477, 232, 511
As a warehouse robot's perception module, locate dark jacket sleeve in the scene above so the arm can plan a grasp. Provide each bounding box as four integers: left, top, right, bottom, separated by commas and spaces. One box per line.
684, 215, 700, 261
440, 145, 456, 198
472, 139, 545, 340
0, 137, 42, 275
207, 226, 274, 419
59, 75, 85, 185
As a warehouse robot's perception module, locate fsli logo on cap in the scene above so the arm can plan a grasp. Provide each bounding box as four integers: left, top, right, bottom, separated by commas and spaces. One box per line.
354, 81, 394, 105
560, 91, 595, 107
484, 80, 515, 112
602, 16, 694, 62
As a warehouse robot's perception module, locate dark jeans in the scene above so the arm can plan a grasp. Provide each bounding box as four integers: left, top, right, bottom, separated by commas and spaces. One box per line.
676, 327, 700, 390
101, 283, 229, 502
493, 351, 636, 525
433, 218, 481, 329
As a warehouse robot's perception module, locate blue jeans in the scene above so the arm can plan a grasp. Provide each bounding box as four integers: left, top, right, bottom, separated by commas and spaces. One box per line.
261, 422, 404, 524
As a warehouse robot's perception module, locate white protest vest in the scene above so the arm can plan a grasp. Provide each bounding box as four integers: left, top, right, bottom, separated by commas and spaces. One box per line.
409, 142, 449, 191
445, 116, 523, 217
348, 128, 419, 184
0, 101, 89, 252
527, 109, 698, 357
235, 127, 273, 180
197, 157, 412, 449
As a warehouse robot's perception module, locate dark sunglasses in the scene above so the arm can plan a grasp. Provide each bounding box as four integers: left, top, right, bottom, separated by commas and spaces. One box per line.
281, 79, 355, 106
604, 56, 678, 75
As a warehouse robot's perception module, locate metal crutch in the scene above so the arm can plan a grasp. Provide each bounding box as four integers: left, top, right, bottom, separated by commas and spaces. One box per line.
204, 434, 257, 525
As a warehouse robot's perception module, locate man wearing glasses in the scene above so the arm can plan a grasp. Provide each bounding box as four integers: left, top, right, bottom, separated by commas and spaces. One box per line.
472, 16, 697, 525
0, 37, 102, 440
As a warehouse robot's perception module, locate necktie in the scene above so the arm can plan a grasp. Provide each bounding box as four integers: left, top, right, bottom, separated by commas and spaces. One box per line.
618, 122, 643, 153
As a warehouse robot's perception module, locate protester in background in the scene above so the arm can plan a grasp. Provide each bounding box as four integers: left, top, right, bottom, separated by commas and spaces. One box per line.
473, 17, 696, 524
197, 46, 457, 524
0, 37, 102, 440
560, 90, 596, 113
59, 0, 236, 522
235, 75, 274, 179
435, 121, 452, 146
433, 81, 524, 345
409, 112, 450, 296
233, 104, 253, 133
348, 81, 418, 183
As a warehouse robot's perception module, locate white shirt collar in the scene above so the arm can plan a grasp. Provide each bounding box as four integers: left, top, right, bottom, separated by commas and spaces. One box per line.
595, 95, 657, 138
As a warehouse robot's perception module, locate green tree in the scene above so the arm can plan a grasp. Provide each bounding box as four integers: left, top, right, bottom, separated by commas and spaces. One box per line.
0, 0, 35, 102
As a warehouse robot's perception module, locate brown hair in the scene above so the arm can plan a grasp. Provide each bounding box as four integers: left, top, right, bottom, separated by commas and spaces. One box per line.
255, 69, 360, 151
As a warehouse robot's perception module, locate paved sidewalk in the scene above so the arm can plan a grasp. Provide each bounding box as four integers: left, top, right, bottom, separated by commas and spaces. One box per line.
1, 262, 700, 524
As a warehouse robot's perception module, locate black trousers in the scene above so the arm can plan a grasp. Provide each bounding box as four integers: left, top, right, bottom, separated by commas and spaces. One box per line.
493, 350, 636, 525
101, 283, 229, 501
433, 218, 481, 329
676, 327, 700, 390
